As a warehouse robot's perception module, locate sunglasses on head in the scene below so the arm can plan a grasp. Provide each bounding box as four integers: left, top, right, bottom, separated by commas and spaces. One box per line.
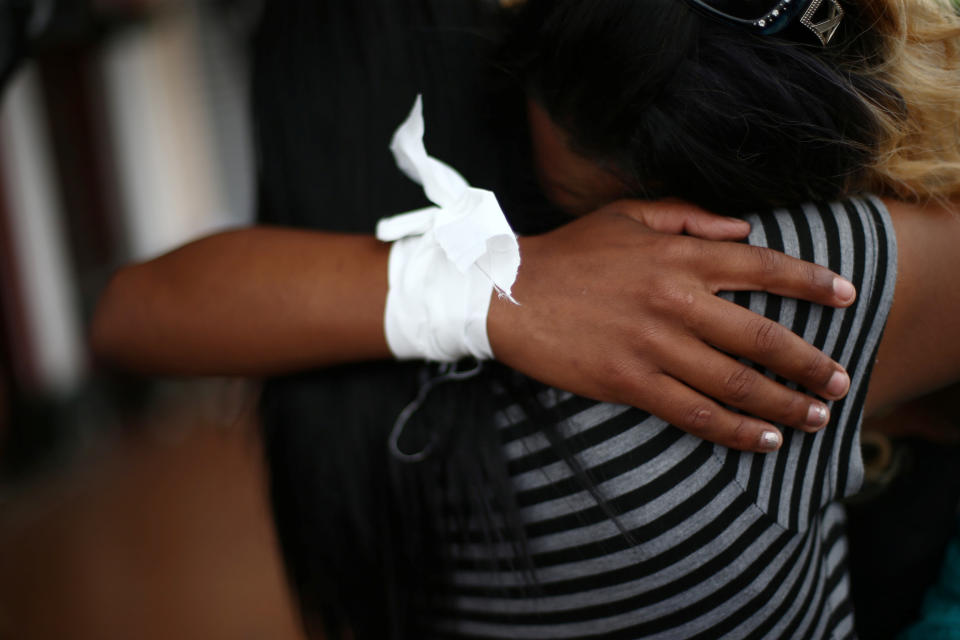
684, 0, 844, 45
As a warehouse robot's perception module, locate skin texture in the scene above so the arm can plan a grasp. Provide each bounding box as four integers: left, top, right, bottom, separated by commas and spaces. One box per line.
92, 230, 393, 375
521, 98, 960, 429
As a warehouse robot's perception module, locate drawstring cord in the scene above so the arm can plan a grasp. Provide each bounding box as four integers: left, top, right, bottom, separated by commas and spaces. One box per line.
388, 359, 485, 463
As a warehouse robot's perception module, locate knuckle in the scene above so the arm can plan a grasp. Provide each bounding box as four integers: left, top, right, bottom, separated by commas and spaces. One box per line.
634, 324, 669, 354
647, 279, 698, 316
804, 263, 822, 289
731, 417, 755, 449
752, 245, 783, 275
804, 262, 834, 293
750, 318, 783, 353
803, 351, 834, 384
681, 404, 714, 432
601, 357, 642, 398
661, 235, 701, 265
663, 283, 698, 309
722, 367, 756, 403
779, 391, 808, 424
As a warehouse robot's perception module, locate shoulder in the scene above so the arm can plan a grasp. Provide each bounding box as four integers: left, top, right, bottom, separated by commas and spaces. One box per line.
714, 197, 897, 524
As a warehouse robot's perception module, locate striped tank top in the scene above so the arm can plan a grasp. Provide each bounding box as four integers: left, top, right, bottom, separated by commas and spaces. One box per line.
426, 197, 898, 639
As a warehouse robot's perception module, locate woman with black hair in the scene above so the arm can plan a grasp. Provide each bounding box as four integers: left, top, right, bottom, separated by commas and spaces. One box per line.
91, 0, 960, 638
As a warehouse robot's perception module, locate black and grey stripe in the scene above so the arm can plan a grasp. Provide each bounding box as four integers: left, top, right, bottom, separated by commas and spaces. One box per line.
425, 197, 897, 639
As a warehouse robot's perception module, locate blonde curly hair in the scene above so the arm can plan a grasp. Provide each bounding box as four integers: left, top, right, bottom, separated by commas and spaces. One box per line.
858, 0, 960, 201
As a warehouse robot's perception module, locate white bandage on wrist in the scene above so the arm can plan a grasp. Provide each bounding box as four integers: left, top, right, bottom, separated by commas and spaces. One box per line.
376, 95, 521, 362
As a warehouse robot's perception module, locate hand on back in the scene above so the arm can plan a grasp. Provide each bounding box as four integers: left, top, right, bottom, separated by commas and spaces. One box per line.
489, 199, 856, 453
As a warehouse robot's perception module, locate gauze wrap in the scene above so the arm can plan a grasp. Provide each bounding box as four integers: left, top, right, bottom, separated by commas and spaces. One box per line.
375, 96, 520, 361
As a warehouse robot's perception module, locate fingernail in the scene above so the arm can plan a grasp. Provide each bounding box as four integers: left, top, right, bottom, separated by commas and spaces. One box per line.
826, 370, 850, 398
759, 430, 782, 452
806, 403, 829, 428
833, 277, 856, 303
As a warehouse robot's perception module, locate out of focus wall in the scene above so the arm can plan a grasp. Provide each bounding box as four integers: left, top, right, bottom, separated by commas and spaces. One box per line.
0, 1, 257, 462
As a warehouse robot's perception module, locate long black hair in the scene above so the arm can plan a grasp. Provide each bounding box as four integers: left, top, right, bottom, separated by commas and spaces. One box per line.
255, 1, 899, 639
507, 0, 900, 215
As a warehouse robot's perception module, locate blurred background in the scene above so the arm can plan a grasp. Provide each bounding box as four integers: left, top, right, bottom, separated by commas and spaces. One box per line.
0, 1, 305, 636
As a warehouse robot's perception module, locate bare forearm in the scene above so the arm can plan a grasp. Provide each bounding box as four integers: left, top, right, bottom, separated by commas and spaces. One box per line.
865, 198, 960, 416
90, 227, 390, 375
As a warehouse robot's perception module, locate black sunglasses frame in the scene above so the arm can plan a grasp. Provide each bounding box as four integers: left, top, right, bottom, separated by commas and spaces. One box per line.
684, 0, 844, 45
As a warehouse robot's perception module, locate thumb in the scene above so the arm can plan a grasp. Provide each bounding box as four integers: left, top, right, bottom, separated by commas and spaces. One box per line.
614, 199, 751, 239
